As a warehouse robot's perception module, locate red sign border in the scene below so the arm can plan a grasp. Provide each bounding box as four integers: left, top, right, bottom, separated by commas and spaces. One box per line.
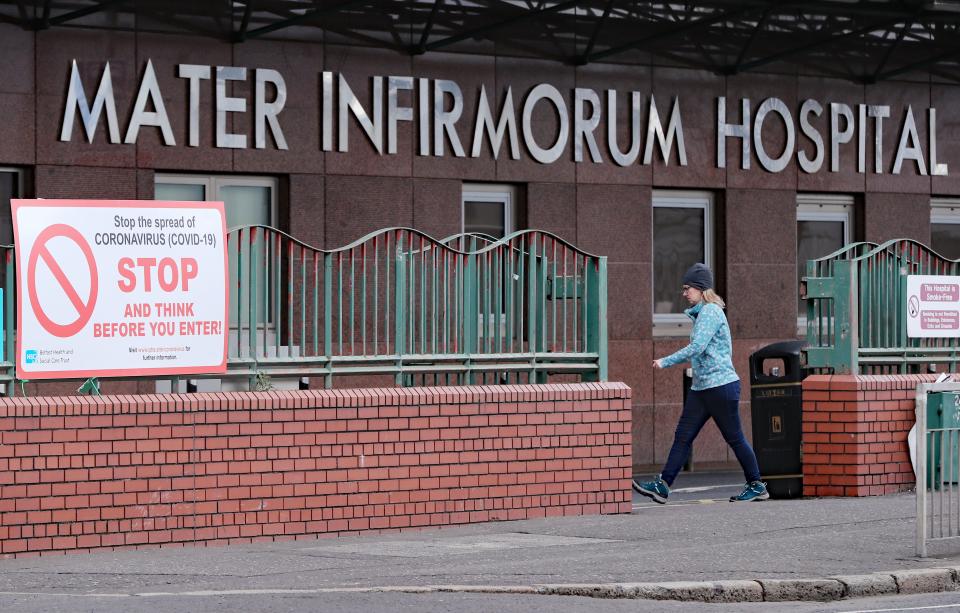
27, 223, 99, 338
12, 199, 229, 380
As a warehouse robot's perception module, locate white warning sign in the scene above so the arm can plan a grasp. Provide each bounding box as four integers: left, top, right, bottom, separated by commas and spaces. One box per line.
12, 199, 227, 379
907, 275, 960, 339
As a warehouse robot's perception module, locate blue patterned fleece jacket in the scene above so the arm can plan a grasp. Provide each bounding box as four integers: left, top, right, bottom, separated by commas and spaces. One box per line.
659, 301, 739, 391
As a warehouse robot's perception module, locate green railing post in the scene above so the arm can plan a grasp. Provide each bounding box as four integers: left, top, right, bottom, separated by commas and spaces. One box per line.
463, 248, 479, 385
394, 246, 407, 386
247, 229, 259, 391
77, 377, 101, 396
900, 272, 909, 372
323, 252, 333, 388
526, 237, 538, 382
535, 240, 548, 383
804, 258, 816, 341
4, 250, 13, 397
584, 256, 608, 382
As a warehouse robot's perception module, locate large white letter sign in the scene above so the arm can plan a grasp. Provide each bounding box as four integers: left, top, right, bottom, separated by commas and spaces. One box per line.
12, 199, 228, 379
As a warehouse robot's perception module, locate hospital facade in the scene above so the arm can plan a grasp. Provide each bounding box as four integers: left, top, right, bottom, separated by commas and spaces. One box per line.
1, 18, 959, 471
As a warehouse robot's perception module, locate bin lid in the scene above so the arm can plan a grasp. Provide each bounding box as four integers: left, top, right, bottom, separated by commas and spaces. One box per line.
749, 340, 808, 385
751, 340, 807, 360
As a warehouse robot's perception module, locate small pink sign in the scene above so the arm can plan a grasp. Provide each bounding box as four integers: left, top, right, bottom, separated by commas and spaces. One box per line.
921, 283, 960, 301
921, 310, 960, 330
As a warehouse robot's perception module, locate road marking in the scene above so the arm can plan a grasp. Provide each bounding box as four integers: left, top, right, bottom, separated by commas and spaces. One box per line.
670, 483, 742, 494
840, 605, 960, 613
0, 591, 129, 598
0, 586, 957, 609
632, 498, 724, 509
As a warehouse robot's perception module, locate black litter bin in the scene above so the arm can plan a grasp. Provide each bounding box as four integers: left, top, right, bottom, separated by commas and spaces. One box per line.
748, 340, 806, 499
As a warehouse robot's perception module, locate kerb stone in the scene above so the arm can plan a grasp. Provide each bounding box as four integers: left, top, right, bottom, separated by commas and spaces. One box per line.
758, 579, 844, 601
890, 569, 954, 594
830, 574, 898, 598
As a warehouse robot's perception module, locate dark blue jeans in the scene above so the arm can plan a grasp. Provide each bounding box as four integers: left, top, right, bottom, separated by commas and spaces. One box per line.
660, 380, 761, 486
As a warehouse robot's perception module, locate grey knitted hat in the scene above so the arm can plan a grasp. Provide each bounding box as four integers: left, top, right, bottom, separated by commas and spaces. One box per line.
681, 263, 713, 291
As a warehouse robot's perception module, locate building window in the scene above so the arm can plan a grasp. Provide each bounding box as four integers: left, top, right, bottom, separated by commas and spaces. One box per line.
156, 174, 279, 334
797, 194, 853, 321
155, 175, 277, 229
931, 198, 960, 260
653, 191, 713, 327
462, 184, 515, 239
0, 168, 24, 245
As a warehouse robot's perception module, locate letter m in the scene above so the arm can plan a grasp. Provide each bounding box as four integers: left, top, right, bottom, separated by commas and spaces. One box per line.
60, 60, 121, 143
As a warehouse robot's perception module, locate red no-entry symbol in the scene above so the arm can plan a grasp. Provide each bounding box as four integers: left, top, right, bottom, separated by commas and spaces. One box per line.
27, 224, 99, 338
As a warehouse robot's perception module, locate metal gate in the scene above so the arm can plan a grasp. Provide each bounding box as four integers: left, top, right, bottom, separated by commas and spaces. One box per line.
915, 380, 960, 557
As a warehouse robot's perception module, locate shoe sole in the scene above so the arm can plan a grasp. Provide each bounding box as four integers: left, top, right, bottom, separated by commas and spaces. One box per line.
633, 480, 667, 504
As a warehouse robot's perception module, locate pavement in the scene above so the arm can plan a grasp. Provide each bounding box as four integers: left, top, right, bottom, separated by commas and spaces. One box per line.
0, 471, 959, 607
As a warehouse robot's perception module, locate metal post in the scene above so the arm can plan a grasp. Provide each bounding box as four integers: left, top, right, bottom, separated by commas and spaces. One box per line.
324, 253, 333, 388
585, 256, 608, 382
395, 245, 407, 386
77, 377, 100, 396
5, 252, 14, 397
917, 384, 929, 557
526, 236, 538, 381
832, 259, 859, 374
463, 246, 478, 385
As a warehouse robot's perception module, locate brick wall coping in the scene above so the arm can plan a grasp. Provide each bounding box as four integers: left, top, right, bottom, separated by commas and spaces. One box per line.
803, 374, 941, 392
0, 382, 632, 416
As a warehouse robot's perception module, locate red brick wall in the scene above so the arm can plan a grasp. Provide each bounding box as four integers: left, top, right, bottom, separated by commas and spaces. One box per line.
0, 383, 631, 558
802, 374, 934, 497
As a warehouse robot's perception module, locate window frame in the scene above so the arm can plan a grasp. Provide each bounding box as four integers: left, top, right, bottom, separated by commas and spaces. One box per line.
796, 195, 854, 330
652, 190, 714, 330
461, 184, 514, 239
0, 167, 25, 246
931, 198, 960, 258
156, 173, 280, 333
154, 174, 279, 229
0, 167, 24, 195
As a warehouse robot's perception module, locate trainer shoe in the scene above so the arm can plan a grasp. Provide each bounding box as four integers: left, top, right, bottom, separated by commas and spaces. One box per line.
730, 480, 770, 502
632, 474, 670, 504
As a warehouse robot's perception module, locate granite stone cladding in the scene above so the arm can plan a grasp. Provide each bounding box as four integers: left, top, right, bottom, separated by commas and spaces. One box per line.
2, 23, 958, 472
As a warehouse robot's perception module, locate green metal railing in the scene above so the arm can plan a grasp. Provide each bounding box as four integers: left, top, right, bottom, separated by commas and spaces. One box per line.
0, 247, 13, 393
226, 225, 607, 388
803, 239, 960, 374
0, 227, 608, 394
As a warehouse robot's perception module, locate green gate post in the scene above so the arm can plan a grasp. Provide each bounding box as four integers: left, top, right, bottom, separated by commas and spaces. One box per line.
584, 256, 608, 382
831, 259, 859, 374
804, 258, 817, 343
803, 258, 859, 374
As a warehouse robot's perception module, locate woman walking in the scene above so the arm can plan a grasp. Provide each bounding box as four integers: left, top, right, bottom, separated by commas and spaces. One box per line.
633, 263, 768, 504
